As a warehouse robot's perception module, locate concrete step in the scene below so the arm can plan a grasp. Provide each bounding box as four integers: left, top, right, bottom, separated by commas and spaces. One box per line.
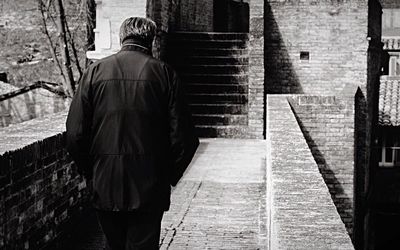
167, 40, 248, 49
168, 48, 249, 57
166, 32, 251, 138
189, 103, 247, 115
175, 65, 249, 75
181, 74, 248, 84
192, 114, 248, 126
168, 56, 249, 65
187, 93, 247, 104
195, 125, 248, 138
169, 32, 249, 41
186, 84, 248, 94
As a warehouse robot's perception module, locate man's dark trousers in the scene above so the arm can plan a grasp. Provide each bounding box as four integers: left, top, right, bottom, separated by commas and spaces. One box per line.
96, 209, 164, 250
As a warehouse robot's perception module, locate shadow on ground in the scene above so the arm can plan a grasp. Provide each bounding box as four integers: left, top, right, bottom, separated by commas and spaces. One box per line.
45, 209, 106, 250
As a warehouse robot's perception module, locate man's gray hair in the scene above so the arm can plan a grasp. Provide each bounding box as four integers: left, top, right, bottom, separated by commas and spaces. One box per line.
119, 17, 157, 46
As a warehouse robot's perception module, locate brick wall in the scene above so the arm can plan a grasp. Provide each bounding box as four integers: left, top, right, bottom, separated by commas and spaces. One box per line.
265, 0, 369, 95
288, 95, 355, 236
0, 112, 90, 249
147, 0, 179, 60
150, 0, 214, 32
267, 95, 353, 249
174, 0, 213, 32
248, 0, 265, 139
147, 0, 175, 33
149, 0, 215, 58
214, 0, 249, 32
0, 88, 69, 128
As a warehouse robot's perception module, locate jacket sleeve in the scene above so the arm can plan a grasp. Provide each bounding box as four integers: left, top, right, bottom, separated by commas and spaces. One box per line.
167, 68, 199, 186
66, 70, 93, 179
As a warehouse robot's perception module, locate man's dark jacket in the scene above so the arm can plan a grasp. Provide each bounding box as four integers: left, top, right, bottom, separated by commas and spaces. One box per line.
66, 42, 199, 211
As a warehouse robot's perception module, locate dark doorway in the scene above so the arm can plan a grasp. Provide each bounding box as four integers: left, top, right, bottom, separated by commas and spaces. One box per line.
373, 211, 400, 249
213, 0, 249, 32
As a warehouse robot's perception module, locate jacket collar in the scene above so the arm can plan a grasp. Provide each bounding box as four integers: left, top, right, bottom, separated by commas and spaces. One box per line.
120, 38, 152, 55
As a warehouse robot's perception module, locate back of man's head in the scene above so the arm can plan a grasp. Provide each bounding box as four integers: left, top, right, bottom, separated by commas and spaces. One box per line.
119, 17, 157, 48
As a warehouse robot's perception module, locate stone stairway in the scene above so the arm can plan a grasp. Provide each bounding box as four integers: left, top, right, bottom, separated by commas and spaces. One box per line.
167, 32, 249, 138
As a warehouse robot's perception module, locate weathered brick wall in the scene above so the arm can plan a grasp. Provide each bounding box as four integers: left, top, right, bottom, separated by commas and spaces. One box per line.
174, 0, 213, 31
147, 0, 176, 33
248, 0, 265, 139
214, 0, 249, 32
0, 112, 90, 249
267, 95, 354, 249
288, 95, 355, 236
150, 0, 214, 33
147, 0, 179, 60
149, 0, 215, 58
0, 88, 69, 128
265, 0, 369, 95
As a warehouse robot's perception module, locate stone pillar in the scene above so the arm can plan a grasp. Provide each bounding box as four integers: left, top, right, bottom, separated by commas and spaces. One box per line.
86, 0, 148, 60
248, 0, 265, 138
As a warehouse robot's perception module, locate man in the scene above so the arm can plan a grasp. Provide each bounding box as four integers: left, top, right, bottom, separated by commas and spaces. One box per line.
66, 17, 199, 250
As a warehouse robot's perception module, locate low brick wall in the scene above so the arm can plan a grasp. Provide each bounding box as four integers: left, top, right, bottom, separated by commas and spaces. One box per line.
266, 95, 353, 249
288, 95, 355, 235
0, 112, 90, 249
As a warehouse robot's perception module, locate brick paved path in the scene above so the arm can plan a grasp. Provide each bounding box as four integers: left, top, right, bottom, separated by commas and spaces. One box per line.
160, 139, 267, 249
55, 139, 267, 250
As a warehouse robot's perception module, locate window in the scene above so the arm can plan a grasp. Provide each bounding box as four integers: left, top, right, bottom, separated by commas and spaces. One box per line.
379, 131, 400, 168
300, 51, 310, 61
388, 52, 400, 77
383, 9, 391, 30
394, 9, 400, 28
383, 9, 400, 29
382, 9, 400, 36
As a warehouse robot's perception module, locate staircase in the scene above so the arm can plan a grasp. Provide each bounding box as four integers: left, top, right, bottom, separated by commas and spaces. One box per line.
167, 32, 249, 138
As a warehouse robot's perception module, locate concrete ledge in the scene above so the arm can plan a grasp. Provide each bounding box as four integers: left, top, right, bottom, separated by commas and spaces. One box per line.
266, 95, 354, 249
288, 95, 355, 235
0, 111, 67, 154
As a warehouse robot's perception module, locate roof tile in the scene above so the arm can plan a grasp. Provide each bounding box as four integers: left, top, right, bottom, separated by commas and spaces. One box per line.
379, 78, 400, 126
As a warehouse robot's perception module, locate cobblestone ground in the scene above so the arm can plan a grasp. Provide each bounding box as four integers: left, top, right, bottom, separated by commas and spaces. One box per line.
55, 139, 267, 250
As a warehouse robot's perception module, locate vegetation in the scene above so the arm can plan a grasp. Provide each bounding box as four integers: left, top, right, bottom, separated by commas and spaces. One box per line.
0, 0, 94, 97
